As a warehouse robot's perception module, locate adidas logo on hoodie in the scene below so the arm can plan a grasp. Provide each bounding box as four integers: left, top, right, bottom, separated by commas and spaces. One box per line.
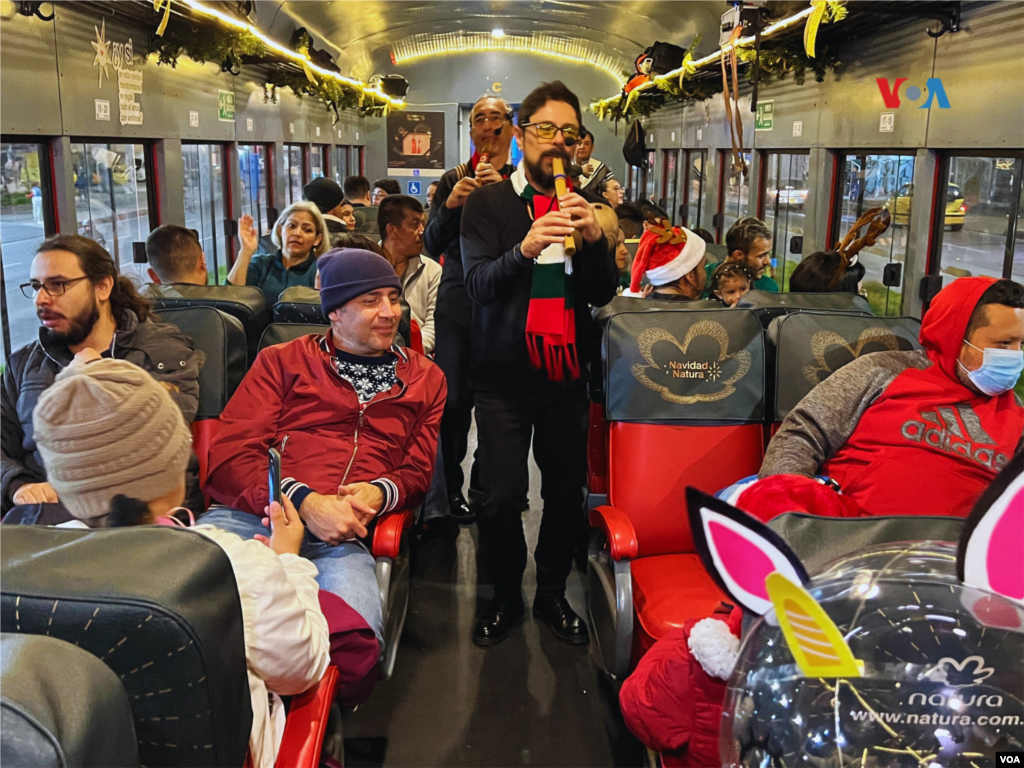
901, 403, 1010, 471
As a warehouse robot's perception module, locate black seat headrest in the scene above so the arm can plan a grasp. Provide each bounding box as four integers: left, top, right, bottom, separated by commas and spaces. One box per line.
768, 513, 963, 575
768, 310, 922, 420
603, 308, 765, 422
145, 284, 271, 362
1, 633, 138, 768
155, 307, 247, 419
594, 294, 724, 329
0, 526, 251, 768
737, 289, 873, 328
274, 286, 326, 325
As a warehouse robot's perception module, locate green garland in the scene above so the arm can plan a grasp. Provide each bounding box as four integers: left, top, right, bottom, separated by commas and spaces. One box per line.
147, 22, 264, 73
594, 35, 844, 123
266, 69, 391, 119
147, 18, 392, 118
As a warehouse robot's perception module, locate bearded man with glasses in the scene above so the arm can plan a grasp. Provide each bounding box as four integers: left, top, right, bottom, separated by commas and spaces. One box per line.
2, 234, 199, 517
460, 81, 618, 647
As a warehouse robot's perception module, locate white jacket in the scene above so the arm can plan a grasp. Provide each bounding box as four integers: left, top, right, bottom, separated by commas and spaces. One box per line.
194, 526, 330, 768
400, 254, 441, 355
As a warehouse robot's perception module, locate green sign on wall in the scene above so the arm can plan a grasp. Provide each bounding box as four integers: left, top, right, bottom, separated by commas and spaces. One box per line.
218, 90, 235, 122
755, 100, 774, 131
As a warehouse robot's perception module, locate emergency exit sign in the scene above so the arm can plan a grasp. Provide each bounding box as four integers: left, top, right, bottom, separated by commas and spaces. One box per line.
218, 90, 235, 122
755, 100, 774, 131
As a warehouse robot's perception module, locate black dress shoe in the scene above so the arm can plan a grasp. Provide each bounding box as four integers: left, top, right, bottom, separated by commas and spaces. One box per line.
448, 492, 476, 525
473, 598, 525, 647
532, 595, 590, 645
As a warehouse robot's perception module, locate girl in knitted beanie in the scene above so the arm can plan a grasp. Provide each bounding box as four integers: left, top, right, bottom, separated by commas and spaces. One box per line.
32, 352, 330, 768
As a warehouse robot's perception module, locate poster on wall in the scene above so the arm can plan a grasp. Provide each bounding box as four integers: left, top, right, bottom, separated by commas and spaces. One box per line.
387, 111, 445, 173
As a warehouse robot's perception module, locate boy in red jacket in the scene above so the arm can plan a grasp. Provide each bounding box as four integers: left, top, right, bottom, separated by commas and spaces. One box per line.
203, 248, 446, 646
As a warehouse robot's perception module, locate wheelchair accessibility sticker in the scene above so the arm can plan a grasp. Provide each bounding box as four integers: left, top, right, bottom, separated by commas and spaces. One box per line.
802, 327, 909, 386
630, 322, 751, 405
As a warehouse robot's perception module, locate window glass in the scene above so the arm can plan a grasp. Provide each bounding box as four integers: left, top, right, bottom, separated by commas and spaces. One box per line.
353, 146, 364, 177
763, 152, 810, 288
662, 150, 679, 224
311, 146, 326, 179
720, 151, 752, 238
182, 143, 227, 284
935, 155, 1023, 284
335, 145, 349, 185
1, 141, 52, 354
682, 150, 706, 232
835, 153, 915, 316
70, 142, 152, 284
238, 144, 269, 237
644, 150, 657, 204
1013, 169, 1024, 284
283, 145, 304, 205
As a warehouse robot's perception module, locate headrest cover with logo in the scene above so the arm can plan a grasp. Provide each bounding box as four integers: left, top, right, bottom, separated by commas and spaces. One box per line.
736, 289, 873, 314
769, 311, 921, 419
604, 308, 764, 422
687, 464, 1024, 767
0, 526, 252, 768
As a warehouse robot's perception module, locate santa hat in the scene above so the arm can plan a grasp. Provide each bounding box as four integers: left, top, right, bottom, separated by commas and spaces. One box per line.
629, 221, 706, 294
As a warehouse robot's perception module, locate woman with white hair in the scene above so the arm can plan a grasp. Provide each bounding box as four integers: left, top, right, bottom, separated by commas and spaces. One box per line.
228, 200, 330, 304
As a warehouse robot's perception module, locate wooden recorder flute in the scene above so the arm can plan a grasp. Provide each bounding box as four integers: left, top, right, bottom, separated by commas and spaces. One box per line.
551, 157, 576, 256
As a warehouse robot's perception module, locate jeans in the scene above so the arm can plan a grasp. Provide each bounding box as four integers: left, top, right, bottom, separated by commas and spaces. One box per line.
198, 506, 384, 644
474, 387, 589, 602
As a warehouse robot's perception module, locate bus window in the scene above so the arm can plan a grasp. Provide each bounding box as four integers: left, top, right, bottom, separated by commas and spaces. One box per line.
719, 150, 751, 239
762, 151, 810, 288
283, 144, 305, 205
238, 144, 270, 237
182, 143, 228, 285
70, 142, 153, 285
1, 141, 54, 356
833, 153, 915, 316
311, 145, 327, 179
335, 145, 350, 185
661, 149, 678, 225
681, 150, 706, 232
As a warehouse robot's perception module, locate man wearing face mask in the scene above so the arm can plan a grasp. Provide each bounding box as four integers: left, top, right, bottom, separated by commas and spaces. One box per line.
460, 81, 618, 647
760, 276, 1024, 518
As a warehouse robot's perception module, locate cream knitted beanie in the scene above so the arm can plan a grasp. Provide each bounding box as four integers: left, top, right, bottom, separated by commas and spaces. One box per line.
33, 358, 192, 520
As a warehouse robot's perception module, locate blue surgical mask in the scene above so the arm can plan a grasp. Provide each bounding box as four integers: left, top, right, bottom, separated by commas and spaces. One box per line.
958, 339, 1024, 396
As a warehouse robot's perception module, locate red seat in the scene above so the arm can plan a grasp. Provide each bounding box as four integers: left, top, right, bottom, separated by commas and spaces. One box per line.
630, 554, 728, 655
588, 423, 763, 679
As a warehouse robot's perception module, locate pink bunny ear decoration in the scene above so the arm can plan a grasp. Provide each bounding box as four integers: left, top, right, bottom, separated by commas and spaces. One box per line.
958, 461, 1024, 605
686, 487, 809, 616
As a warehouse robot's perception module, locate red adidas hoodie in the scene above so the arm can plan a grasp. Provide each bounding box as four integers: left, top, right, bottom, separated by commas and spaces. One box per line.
761, 277, 1023, 517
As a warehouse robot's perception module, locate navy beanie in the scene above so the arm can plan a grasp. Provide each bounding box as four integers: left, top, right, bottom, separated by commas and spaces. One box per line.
319, 248, 402, 317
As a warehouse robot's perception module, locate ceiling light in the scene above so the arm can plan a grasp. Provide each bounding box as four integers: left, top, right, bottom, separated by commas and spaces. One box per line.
491, 28, 505, 38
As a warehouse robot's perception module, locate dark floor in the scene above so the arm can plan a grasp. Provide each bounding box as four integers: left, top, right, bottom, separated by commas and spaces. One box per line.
342, 432, 645, 768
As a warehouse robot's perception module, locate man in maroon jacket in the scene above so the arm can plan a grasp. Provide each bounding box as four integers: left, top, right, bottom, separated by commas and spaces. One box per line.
202, 248, 447, 642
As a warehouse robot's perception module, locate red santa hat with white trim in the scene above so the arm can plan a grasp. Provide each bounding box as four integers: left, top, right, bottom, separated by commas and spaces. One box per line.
628, 221, 707, 294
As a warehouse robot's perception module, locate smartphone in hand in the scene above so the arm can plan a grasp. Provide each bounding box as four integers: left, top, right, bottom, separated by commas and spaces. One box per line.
268, 447, 282, 509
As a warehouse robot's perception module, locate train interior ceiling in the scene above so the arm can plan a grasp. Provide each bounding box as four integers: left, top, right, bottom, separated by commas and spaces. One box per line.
1, 1, 1023, 768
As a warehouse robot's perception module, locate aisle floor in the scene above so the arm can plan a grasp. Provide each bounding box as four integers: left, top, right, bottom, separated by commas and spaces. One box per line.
342, 431, 644, 768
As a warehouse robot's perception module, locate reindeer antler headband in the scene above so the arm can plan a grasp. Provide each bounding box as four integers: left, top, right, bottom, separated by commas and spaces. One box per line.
829, 207, 891, 288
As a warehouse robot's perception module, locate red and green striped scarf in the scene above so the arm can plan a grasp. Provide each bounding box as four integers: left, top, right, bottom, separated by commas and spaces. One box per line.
517, 171, 579, 383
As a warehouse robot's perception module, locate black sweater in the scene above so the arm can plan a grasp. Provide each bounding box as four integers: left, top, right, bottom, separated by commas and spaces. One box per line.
423, 160, 512, 324
460, 179, 618, 395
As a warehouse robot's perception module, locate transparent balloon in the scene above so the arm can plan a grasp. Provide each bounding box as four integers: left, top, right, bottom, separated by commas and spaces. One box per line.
720, 542, 1024, 767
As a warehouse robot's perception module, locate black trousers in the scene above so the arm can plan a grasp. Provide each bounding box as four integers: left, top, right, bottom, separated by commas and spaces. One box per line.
474, 387, 589, 601
434, 310, 477, 496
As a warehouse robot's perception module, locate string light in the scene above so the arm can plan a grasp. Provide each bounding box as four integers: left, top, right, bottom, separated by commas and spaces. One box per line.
590, 6, 820, 114
180, 0, 404, 109
391, 31, 626, 85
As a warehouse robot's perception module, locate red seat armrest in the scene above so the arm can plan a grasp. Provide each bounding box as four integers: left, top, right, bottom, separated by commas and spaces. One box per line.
275, 665, 340, 768
589, 505, 639, 561
372, 508, 413, 559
